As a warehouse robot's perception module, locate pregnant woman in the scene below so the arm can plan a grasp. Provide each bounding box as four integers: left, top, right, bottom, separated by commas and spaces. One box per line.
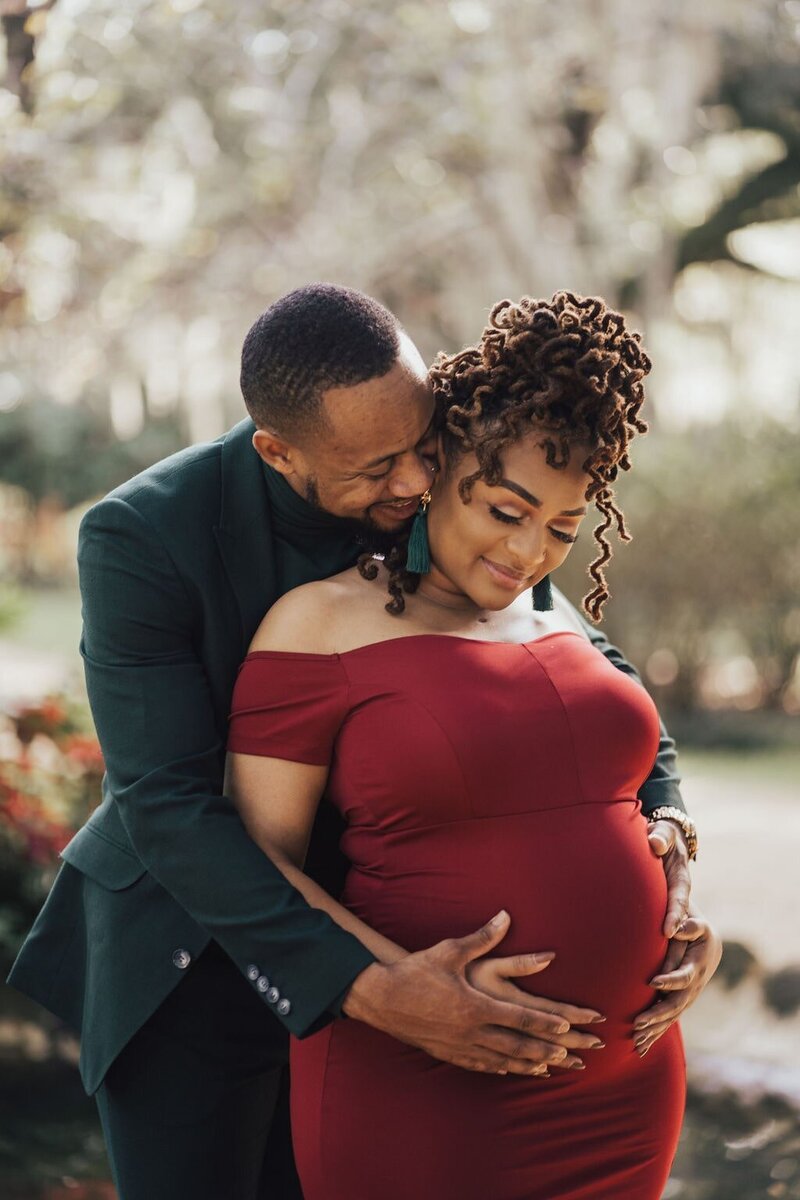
226, 293, 687, 1199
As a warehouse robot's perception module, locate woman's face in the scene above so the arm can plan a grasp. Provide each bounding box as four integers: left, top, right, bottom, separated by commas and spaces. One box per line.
425, 430, 594, 610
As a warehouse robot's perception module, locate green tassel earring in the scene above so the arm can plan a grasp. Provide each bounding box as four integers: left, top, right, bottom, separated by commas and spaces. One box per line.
532, 575, 553, 611
406, 490, 432, 575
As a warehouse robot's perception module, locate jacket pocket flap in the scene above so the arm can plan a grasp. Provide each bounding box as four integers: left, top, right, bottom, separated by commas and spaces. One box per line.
61, 827, 146, 890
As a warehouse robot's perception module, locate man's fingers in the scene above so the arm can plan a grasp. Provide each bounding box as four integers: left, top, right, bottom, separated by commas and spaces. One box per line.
491, 989, 605, 1048
479, 1027, 583, 1071
448, 910, 511, 965
446, 1047, 549, 1076
516, 994, 605, 1027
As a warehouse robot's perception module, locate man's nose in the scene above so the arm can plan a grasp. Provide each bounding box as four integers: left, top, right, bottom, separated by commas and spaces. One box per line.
387, 453, 434, 499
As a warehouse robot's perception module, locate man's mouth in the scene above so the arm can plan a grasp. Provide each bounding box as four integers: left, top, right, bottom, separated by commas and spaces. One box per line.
374, 498, 420, 521
480, 556, 529, 590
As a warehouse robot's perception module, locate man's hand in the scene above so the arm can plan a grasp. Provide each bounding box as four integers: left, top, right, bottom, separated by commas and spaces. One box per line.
633, 912, 722, 1056
647, 818, 691, 937
466, 951, 607, 1062
342, 910, 604, 1076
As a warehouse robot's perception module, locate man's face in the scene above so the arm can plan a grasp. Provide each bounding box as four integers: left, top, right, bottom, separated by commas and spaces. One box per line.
256, 333, 437, 533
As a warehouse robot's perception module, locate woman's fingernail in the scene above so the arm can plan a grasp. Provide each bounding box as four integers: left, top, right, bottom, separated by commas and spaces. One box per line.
590, 1015, 607, 1023
589, 1039, 605, 1049
568, 1060, 586, 1070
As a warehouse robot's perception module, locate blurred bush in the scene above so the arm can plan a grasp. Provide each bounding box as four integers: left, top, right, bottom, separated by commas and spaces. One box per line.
0, 696, 103, 975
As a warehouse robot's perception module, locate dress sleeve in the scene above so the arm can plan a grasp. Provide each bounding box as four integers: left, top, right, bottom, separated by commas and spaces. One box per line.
227, 652, 350, 766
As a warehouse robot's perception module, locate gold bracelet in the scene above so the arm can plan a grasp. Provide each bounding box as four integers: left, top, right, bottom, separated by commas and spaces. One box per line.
646, 805, 698, 861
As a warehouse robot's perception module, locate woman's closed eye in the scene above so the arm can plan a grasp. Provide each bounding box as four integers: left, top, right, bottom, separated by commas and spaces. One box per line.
488, 505, 579, 543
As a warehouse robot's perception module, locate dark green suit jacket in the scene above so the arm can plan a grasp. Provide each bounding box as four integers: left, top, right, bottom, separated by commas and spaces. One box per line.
8, 418, 685, 1096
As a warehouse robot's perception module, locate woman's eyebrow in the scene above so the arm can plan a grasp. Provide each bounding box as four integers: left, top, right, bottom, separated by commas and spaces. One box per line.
498, 477, 587, 517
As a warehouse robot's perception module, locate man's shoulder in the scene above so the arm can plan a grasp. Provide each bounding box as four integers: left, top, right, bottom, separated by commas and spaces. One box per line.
85, 419, 254, 531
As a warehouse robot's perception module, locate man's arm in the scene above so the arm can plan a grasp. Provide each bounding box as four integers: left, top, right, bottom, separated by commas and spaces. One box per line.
78, 496, 376, 1038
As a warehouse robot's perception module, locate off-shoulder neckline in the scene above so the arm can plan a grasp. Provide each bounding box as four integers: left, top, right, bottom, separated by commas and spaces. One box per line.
243, 630, 587, 662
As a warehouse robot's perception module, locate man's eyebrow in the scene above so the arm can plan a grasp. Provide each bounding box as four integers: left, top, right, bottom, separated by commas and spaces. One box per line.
498, 478, 587, 517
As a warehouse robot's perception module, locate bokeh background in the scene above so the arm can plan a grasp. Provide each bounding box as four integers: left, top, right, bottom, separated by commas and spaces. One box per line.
1, 1, 799, 1197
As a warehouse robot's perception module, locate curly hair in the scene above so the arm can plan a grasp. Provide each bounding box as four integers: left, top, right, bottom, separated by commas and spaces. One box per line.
359, 291, 651, 621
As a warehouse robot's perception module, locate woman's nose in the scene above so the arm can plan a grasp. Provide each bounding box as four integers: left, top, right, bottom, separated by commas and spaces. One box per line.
507, 524, 546, 572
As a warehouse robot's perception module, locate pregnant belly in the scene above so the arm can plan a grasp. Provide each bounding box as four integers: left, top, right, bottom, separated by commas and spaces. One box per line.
341, 801, 668, 1028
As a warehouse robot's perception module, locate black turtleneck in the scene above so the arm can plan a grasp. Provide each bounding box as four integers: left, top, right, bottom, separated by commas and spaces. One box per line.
262, 464, 363, 592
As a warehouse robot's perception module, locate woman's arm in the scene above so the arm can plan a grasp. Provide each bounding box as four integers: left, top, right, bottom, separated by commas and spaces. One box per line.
224, 749, 404, 966
224, 746, 606, 1064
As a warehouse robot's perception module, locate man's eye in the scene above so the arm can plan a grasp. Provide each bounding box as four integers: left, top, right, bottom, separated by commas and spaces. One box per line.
362, 468, 391, 480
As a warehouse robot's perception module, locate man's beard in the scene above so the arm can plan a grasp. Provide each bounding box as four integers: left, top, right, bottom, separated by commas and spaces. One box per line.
303, 474, 411, 558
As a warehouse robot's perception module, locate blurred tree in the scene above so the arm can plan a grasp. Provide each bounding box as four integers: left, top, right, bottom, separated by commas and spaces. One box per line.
0, 396, 187, 508
1, 0, 798, 450
559, 418, 800, 714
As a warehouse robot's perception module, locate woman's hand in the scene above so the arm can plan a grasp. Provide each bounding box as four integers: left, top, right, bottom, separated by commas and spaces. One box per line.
633, 912, 722, 1056
466, 951, 607, 1066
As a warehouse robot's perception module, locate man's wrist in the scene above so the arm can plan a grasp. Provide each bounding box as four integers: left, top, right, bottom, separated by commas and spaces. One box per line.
340, 961, 391, 1023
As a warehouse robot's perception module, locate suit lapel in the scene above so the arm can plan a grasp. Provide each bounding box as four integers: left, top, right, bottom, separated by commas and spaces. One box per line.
214, 418, 280, 651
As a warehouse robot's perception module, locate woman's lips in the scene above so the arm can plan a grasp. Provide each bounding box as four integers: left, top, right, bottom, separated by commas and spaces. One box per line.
481, 556, 529, 590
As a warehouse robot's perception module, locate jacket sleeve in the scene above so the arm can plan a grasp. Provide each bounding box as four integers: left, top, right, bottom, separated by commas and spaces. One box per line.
572, 607, 687, 816
77, 496, 376, 1038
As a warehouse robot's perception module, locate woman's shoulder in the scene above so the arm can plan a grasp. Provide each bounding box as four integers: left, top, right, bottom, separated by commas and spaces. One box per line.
248, 566, 378, 656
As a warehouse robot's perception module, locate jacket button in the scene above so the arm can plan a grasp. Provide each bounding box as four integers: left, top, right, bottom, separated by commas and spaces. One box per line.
246, 965, 260, 982
277, 998, 292, 1016
172, 949, 192, 970
256, 975, 270, 993
266, 986, 280, 1004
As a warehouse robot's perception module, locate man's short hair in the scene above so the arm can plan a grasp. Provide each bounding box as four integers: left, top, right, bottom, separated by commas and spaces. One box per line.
240, 283, 402, 441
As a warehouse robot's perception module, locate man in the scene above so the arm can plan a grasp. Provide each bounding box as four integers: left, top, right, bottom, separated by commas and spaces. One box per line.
9, 284, 717, 1199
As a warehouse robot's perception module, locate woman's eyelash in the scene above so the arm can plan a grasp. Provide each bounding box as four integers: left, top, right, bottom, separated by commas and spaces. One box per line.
488, 506, 578, 544
489, 506, 520, 525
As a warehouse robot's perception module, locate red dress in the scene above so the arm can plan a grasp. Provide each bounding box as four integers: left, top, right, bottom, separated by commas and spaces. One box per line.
228, 632, 686, 1200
